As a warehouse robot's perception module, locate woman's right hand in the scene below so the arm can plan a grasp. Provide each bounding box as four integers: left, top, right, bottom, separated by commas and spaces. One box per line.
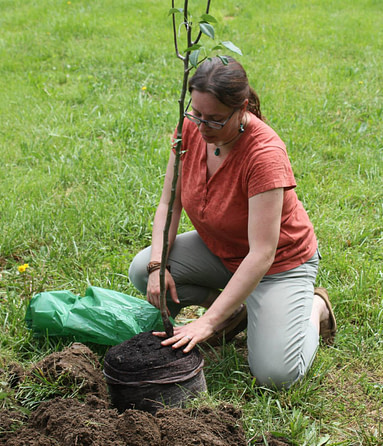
146, 269, 179, 314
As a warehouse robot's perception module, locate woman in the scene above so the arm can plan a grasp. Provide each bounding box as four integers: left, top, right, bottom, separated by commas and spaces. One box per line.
129, 56, 336, 389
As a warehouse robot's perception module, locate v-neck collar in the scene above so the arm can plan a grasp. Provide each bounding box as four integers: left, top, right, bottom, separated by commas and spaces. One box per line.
201, 119, 252, 184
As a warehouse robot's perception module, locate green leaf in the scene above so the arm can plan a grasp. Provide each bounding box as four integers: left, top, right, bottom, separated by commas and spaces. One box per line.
200, 13, 217, 23
190, 50, 200, 68
168, 8, 183, 16
212, 44, 223, 51
199, 22, 215, 39
221, 41, 243, 55
184, 43, 202, 53
218, 55, 229, 65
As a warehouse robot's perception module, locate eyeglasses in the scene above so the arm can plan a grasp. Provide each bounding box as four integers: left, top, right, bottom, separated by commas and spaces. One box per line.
184, 99, 236, 130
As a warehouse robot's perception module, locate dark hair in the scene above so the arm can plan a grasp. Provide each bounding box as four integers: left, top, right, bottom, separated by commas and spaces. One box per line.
188, 56, 264, 121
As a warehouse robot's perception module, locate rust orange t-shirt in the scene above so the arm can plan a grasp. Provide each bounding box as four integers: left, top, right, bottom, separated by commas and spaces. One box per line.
178, 114, 317, 275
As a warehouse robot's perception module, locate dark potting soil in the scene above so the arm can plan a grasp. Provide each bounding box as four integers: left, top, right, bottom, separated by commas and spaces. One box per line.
104, 330, 190, 371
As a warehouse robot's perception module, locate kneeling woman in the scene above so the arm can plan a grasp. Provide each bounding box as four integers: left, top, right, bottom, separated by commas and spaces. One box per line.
129, 56, 336, 389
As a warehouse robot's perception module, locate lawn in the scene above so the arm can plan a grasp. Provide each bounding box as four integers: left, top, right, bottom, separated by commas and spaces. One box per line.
0, 0, 382, 444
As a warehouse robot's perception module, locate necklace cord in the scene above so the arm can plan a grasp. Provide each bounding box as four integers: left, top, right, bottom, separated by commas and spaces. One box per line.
213, 119, 246, 156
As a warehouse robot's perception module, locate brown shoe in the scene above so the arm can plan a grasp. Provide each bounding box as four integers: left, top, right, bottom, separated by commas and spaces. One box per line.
204, 304, 248, 347
314, 287, 337, 344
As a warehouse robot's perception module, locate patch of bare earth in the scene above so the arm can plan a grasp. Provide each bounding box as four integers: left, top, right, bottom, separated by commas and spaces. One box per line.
1, 396, 248, 445
0, 343, 248, 446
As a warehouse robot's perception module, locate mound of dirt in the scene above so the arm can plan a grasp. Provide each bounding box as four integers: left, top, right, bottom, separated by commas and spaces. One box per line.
157, 404, 246, 446
0, 342, 247, 446
1, 396, 246, 445
28, 342, 109, 402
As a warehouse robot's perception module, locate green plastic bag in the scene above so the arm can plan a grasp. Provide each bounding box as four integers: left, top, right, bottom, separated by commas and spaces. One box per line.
25, 286, 167, 345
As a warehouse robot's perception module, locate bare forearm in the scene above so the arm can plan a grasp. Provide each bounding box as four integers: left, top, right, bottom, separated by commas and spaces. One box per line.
203, 189, 282, 327
202, 250, 275, 329
155, 250, 276, 352
149, 202, 181, 262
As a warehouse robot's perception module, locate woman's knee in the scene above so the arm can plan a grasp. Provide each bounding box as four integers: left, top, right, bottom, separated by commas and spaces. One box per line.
249, 363, 298, 389
247, 348, 301, 389
128, 249, 150, 294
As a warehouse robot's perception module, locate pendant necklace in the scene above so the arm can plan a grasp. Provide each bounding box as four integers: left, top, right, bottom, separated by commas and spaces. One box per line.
214, 134, 239, 156
213, 121, 246, 156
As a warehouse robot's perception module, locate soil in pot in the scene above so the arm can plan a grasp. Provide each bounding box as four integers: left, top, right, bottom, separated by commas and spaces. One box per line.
104, 331, 207, 414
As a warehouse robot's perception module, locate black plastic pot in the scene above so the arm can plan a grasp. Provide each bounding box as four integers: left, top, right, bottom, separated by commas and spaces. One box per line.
103, 332, 207, 414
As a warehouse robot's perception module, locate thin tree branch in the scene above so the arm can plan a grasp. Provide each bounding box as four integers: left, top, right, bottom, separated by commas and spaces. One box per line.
172, 0, 185, 60
160, 0, 212, 336
191, 0, 211, 45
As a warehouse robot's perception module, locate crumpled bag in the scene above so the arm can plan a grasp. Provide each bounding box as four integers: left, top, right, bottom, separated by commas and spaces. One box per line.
25, 286, 167, 345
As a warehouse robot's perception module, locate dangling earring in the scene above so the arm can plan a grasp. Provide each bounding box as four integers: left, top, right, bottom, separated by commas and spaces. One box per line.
239, 122, 245, 133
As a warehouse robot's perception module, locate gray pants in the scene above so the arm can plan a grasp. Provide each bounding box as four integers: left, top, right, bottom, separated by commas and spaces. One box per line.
129, 230, 320, 388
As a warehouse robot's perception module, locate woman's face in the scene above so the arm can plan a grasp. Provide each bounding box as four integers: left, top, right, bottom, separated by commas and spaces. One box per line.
189, 90, 243, 146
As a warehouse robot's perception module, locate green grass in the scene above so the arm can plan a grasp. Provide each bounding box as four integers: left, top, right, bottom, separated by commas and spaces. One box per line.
0, 0, 382, 444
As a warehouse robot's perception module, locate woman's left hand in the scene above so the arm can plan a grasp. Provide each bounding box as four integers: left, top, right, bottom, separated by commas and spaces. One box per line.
152, 318, 215, 353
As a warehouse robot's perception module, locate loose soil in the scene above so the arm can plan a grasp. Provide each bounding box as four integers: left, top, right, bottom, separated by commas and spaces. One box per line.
104, 331, 203, 381
0, 340, 289, 445
105, 330, 188, 370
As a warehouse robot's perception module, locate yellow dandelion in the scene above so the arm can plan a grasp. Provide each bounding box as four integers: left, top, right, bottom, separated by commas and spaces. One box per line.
18, 264, 29, 273
141, 86, 147, 91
